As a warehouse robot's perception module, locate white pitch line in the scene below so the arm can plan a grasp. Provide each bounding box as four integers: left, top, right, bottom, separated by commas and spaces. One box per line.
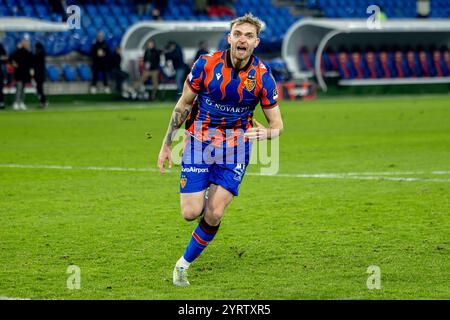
0, 296, 31, 300
252, 172, 450, 183
0, 103, 173, 113
0, 163, 159, 172
1, 163, 450, 183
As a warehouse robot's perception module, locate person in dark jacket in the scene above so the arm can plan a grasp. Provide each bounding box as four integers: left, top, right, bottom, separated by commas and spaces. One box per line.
10, 37, 33, 110
90, 31, 110, 94
33, 42, 47, 108
0, 42, 7, 109
164, 40, 186, 95
192, 40, 209, 65
133, 39, 161, 100
110, 46, 129, 95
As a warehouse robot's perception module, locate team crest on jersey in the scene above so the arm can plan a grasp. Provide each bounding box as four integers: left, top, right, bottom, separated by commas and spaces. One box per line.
180, 176, 187, 188
244, 74, 256, 91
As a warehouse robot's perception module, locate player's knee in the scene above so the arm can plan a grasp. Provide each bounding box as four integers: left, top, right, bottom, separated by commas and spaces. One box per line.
181, 207, 200, 221
205, 209, 223, 226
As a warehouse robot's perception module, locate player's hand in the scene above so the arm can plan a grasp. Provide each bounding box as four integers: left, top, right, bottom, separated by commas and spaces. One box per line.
244, 119, 271, 141
157, 144, 172, 174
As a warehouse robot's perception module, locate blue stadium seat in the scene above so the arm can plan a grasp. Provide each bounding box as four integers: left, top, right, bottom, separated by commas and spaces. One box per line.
85, 4, 98, 17
76, 63, 92, 81
46, 64, 60, 82
2, 34, 16, 54
61, 63, 77, 81
0, 0, 301, 56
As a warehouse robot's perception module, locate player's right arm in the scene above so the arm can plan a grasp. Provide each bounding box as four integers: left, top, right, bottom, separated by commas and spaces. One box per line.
157, 81, 197, 174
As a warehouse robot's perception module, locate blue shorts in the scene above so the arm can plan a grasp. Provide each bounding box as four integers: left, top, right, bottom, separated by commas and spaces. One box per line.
179, 135, 251, 196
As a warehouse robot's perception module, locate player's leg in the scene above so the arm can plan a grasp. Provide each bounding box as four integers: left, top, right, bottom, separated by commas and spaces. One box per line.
179, 184, 233, 265
174, 141, 250, 286
202, 183, 234, 226
174, 184, 234, 287
174, 136, 211, 286
180, 190, 207, 221
173, 189, 208, 287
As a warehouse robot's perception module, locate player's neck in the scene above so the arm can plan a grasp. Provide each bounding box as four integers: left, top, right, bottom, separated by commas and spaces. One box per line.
231, 57, 250, 70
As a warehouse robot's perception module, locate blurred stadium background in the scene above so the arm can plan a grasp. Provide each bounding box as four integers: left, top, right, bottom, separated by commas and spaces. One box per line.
0, 0, 449, 100
1, 0, 450, 300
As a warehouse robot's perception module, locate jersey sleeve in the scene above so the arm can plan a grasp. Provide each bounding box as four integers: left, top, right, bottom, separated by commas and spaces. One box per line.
260, 70, 279, 109
186, 56, 205, 93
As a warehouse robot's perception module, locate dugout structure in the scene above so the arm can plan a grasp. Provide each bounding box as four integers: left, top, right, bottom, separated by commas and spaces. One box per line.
282, 18, 450, 91
121, 21, 231, 81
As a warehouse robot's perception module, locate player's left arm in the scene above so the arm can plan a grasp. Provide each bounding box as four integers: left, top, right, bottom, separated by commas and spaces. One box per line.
244, 105, 284, 141
245, 69, 284, 141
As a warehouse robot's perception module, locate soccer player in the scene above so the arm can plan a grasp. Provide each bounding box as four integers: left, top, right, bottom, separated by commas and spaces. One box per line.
157, 13, 284, 286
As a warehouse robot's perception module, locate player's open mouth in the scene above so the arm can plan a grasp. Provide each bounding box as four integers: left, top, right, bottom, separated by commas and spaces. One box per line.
237, 46, 247, 53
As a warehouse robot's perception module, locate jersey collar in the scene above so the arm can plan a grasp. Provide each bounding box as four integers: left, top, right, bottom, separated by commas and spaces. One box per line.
225, 49, 253, 73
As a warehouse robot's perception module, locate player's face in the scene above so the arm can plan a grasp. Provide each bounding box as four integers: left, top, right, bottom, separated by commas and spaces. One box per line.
228, 23, 260, 62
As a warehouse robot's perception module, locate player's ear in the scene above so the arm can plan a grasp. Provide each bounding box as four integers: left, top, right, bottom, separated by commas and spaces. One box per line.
227, 33, 231, 45
255, 37, 260, 48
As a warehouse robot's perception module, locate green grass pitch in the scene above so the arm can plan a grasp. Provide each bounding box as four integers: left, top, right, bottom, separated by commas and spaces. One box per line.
0, 95, 449, 299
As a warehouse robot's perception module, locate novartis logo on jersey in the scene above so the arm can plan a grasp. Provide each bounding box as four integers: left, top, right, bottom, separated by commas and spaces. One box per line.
205, 98, 250, 113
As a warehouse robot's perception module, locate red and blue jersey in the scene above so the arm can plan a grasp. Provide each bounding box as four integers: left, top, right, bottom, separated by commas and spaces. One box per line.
185, 50, 279, 147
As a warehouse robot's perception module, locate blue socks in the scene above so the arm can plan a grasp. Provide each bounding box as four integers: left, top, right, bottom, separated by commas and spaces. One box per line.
183, 217, 220, 263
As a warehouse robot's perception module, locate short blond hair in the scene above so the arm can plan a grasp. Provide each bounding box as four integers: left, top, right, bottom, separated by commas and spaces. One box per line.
230, 13, 263, 36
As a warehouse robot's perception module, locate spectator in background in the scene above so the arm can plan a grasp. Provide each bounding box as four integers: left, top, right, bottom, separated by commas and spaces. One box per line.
10, 37, 33, 111
194, 0, 208, 14
0, 42, 7, 109
135, 0, 151, 16
153, 0, 167, 16
151, 8, 163, 20
193, 40, 209, 65
133, 39, 161, 100
49, 0, 67, 22
164, 40, 186, 96
110, 46, 129, 95
90, 31, 110, 94
33, 42, 48, 108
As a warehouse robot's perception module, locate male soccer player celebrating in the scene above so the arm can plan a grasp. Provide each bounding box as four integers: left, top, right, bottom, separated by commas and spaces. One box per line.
157, 14, 284, 286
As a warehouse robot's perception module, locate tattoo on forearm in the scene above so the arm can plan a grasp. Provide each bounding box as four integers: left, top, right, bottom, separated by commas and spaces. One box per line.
163, 104, 192, 145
